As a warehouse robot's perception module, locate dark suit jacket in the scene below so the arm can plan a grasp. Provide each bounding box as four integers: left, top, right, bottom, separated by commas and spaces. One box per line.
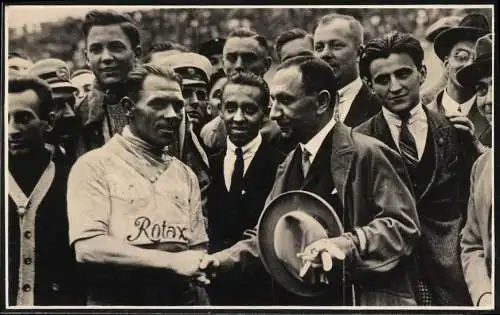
215, 123, 421, 306
207, 140, 285, 305
426, 90, 491, 147
355, 108, 474, 306
343, 83, 382, 127
460, 149, 492, 306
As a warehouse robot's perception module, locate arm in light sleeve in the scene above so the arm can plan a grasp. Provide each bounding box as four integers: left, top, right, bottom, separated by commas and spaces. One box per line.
339, 141, 421, 274
187, 168, 209, 249
460, 160, 492, 306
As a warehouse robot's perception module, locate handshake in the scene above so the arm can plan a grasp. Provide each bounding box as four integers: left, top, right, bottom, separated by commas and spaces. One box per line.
168, 250, 221, 285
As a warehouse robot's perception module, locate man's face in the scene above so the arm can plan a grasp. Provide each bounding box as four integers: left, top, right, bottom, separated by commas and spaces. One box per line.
130, 75, 184, 147
280, 37, 313, 62
314, 19, 359, 85
9, 57, 33, 73
368, 53, 425, 114
85, 24, 137, 87
445, 40, 475, 88
221, 83, 265, 146
208, 53, 224, 74
208, 76, 227, 117
474, 76, 492, 124
270, 66, 319, 143
50, 88, 78, 142
182, 83, 210, 133
8, 90, 46, 156
223, 37, 269, 77
71, 72, 95, 100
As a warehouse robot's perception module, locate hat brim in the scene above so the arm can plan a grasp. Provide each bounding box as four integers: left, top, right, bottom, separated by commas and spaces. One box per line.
50, 82, 78, 92
434, 27, 489, 61
257, 190, 344, 297
456, 57, 492, 88
182, 78, 207, 86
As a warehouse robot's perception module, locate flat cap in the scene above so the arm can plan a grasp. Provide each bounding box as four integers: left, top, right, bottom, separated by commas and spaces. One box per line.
29, 58, 77, 92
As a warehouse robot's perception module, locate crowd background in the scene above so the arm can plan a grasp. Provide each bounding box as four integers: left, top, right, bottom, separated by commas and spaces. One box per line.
8, 7, 492, 97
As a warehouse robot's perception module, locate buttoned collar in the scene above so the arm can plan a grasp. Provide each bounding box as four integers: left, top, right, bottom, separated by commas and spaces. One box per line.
382, 103, 426, 127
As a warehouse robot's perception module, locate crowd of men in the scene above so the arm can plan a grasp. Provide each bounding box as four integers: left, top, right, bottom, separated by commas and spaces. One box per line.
7, 9, 493, 307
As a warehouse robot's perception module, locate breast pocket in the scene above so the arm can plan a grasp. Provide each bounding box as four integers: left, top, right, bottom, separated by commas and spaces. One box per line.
109, 182, 152, 212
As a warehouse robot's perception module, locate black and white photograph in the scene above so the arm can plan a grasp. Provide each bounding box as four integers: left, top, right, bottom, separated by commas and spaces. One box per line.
2, 3, 495, 313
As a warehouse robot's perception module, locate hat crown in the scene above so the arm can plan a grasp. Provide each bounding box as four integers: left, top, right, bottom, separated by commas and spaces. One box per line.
459, 13, 489, 30
475, 33, 493, 60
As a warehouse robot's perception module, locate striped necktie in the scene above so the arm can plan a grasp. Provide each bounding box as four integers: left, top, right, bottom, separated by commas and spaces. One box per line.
398, 112, 419, 168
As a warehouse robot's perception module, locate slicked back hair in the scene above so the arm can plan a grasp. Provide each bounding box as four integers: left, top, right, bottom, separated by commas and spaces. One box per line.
125, 64, 183, 103
226, 28, 271, 57
315, 13, 364, 47
276, 55, 338, 108
275, 28, 313, 61
359, 31, 424, 82
8, 74, 53, 121
144, 41, 190, 63
221, 71, 270, 110
82, 10, 141, 48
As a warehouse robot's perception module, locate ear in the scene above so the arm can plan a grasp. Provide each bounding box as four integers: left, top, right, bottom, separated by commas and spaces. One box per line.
120, 96, 135, 117
134, 45, 143, 63
418, 65, 427, 87
316, 90, 331, 115
443, 57, 449, 70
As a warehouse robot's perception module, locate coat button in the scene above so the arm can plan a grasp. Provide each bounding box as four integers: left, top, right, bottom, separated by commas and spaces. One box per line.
24, 231, 32, 239
52, 283, 60, 292
24, 257, 32, 265
22, 284, 31, 292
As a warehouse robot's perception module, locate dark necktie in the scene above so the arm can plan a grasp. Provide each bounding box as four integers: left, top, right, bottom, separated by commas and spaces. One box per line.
398, 112, 419, 168
230, 147, 244, 195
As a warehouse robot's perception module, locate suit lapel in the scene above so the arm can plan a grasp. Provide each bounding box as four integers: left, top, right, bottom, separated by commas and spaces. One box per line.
419, 107, 453, 201
243, 142, 267, 187
329, 123, 355, 207
372, 112, 399, 152
468, 101, 490, 141
264, 148, 296, 206
344, 84, 369, 127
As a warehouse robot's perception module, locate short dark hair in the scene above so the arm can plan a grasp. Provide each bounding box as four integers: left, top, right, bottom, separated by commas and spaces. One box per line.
221, 71, 270, 110
274, 28, 313, 61
82, 10, 141, 48
208, 70, 227, 94
277, 55, 338, 107
144, 41, 190, 63
359, 31, 424, 82
8, 75, 53, 121
226, 28, 271, 57
8, 50, 32, 61
315, 13, 364, 47
125, 64, 183, 103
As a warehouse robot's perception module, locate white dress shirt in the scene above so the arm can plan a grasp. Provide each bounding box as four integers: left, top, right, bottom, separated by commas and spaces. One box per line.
442, 89, 476, 116
224, 133, 263, 190
300, 115, 337, 175
337, 77, 363, 122
382, 103, 428, 160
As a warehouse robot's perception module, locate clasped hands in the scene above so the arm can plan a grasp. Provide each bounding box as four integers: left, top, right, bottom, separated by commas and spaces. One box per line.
169, 250, 220, 285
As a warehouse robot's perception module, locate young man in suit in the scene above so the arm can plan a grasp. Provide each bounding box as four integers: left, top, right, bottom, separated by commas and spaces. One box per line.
207, 71, 285, 305
355, 31, 479, 306
201, 55, 420, 306
458, 33, 493, 307
427, 14, 491, 147
313, 13, 382, 127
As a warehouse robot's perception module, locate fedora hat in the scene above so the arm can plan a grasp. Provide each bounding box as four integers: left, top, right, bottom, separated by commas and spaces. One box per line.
257, 190, 344, 297
425, 15, 461, 42
457, 33, 493, 88
434, 13, 489, 61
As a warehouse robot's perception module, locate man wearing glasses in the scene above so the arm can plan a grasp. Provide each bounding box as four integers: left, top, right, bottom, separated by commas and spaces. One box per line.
427, 13, 491, 147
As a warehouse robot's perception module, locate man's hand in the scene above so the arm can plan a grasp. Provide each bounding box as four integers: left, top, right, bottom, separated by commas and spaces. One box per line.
199, 253, 220, 280
447, 114, 487, 155
447, 114, 475, 137
297, 237, 347, 273
169, 250, 207, 277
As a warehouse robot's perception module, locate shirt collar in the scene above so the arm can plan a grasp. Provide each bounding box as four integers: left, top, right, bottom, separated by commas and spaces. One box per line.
442, 89, 476, 115
227, 133, 262, 158
301, 115, 337, 163
338, 77, 363, 98
382, 103, 426, 127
